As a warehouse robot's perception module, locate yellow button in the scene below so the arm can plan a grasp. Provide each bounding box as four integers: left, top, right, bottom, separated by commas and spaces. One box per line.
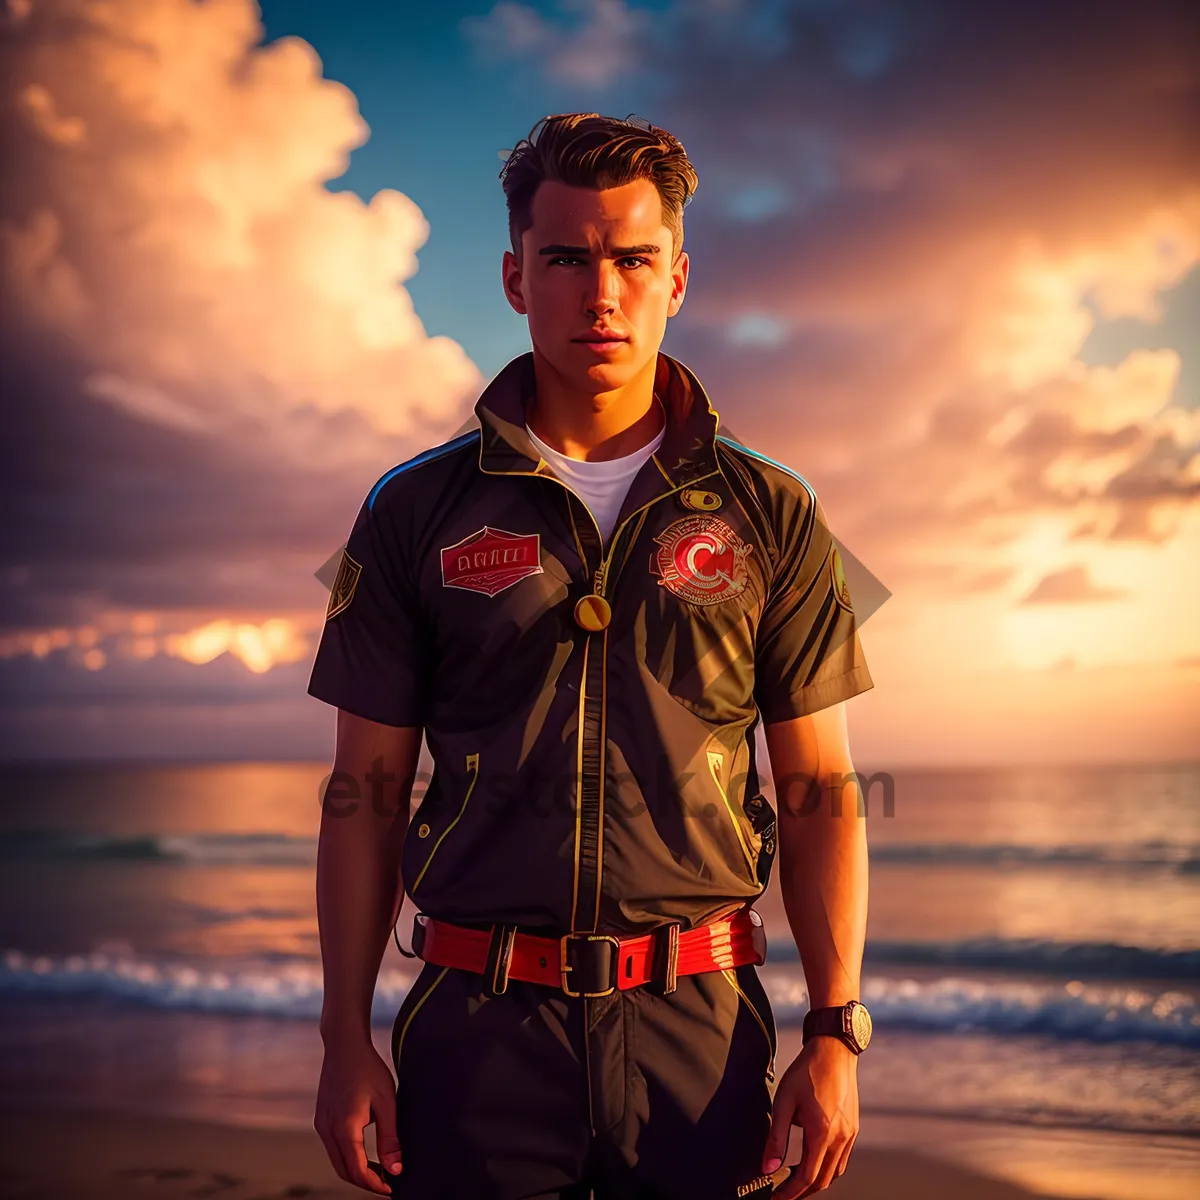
417, 823, 431, 838
680, 487, 722, 511
573, 593, 611, 632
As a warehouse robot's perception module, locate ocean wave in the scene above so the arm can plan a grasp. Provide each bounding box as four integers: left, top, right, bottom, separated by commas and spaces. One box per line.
1, 948, 1196, 1047
0, 830, 316, 865
751, 935, 1200, 982
4, 830, 1197, 873
869, 839, 1200, 871
854, 936, 1198, 981
761, 968, 1200, 1048
0, 947, 412, 1022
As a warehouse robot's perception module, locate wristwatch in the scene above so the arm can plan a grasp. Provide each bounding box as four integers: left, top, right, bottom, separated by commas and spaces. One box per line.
802, 1000, 872, 1054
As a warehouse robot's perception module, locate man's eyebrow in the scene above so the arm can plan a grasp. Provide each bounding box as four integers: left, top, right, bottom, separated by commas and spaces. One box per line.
538, 243, 661, 256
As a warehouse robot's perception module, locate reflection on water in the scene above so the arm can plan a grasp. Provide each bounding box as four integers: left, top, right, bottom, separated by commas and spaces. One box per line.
0, 759, 1197, 1200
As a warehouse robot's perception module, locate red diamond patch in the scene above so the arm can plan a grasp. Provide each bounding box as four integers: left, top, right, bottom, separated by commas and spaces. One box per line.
440, 526, 544, 597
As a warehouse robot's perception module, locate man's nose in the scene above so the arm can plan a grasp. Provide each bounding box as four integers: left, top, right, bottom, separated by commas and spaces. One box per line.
583, 261, 619, 315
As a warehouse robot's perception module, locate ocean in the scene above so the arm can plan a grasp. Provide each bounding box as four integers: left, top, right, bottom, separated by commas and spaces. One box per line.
0, 758, 1197, 1198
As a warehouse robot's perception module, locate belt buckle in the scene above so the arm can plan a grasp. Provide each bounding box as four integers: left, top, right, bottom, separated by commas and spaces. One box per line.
559, 932, 621, 998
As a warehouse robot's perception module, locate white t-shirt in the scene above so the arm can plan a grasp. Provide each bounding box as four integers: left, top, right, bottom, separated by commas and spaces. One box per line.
526, 415, 665, 543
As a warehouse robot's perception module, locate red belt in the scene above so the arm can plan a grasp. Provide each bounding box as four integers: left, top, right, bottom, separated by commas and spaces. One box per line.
411, 906, 766, 998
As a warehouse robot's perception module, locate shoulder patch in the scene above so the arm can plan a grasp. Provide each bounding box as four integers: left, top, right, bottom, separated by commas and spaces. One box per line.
326, 547, 362, 620
368, 429, 480, 510
829, 543, 853, 612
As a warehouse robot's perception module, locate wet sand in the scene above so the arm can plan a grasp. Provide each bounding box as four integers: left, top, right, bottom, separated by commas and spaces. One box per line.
0, 1104, 1090, 1199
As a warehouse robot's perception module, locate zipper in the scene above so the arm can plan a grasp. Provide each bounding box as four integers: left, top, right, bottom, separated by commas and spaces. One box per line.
591, 466, 723, 598
480, 452, 723, 933
391, 965, 449, 1074
548, 461, 724, 934
520, 456, 724, 600
707, 748, 757, 880
722, 967, 777, 1084
410, 752, 480, 893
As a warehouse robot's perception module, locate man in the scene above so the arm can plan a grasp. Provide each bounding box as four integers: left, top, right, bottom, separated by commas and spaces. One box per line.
309, 112, 874, 1200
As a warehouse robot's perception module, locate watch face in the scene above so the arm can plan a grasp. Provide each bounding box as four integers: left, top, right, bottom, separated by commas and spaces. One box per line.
848, 1002, 872, 1050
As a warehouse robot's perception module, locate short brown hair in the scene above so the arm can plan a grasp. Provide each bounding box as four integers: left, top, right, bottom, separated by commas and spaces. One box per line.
499, 113, 699, 263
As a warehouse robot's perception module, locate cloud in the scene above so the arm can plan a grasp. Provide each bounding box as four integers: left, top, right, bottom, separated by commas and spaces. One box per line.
0, 611, 315, 674
4, 0, 1198, 762
461, 0, 1200, 744
2, 0, 481, 449
0, 0, 485, 633
462, 0, 651, 89
582, 0, 1200, 588
1019, 565, 1126, 605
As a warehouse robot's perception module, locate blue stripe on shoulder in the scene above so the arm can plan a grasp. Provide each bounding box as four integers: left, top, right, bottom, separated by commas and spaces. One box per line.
716, 435, 816, 500
368, 430, 480, 510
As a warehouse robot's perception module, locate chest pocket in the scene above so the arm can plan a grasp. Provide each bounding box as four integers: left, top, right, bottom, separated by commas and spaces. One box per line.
640, 509, 767, 720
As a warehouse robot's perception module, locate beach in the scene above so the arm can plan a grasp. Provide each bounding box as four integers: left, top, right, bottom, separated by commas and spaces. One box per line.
0, 1102, 1099, 1200
1, 759, 1197, 1199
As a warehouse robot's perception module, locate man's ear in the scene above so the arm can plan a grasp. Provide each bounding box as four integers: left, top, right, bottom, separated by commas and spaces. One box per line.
667, 249, 689, 318
502, 248, 528, 316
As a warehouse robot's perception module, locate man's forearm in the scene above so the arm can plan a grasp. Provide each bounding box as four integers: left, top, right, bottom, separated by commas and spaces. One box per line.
316, 789, 408, 1046
776, 768, 868, 1007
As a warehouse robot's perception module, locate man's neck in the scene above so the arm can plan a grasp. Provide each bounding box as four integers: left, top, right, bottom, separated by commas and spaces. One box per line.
525, 346, 665, 463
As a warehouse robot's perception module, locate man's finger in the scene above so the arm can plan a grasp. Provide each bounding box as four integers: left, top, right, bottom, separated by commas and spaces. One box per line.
834, 1129, 857, 1177
760, 1091, 796, 1175
316, 1120, 352, 1186
334, 1117, 392, 1196
373, 1091, 403, 1175
804, 1138, 845, 1195
786, 1116, 832, 1196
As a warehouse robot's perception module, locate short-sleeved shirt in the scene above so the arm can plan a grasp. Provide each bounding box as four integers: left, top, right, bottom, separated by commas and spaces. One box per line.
308, 351, 873, 936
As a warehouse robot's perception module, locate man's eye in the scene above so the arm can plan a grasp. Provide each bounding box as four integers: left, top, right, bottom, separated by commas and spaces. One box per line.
547, 256, 649, 268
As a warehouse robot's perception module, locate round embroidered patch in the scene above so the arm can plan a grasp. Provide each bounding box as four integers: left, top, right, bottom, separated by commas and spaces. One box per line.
652, 515, 754, 606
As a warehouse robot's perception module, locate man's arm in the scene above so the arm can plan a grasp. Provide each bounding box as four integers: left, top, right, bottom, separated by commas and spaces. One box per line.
758, 700, 867, 1197
767, 701, 867, 1011
317, 709, 421, 1042
314, 709, 422, 1194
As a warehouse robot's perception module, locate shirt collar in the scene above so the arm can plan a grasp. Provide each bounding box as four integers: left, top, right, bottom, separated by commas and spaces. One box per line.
474, 350, 722, 491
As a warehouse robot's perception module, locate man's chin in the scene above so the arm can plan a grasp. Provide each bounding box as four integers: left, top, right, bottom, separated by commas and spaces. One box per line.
536, 348, 631, 392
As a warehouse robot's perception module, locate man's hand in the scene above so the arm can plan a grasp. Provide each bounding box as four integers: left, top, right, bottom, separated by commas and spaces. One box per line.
760, 1036, 859, 1197
314, 1034, 403, 1195
314, 712, 420, 1194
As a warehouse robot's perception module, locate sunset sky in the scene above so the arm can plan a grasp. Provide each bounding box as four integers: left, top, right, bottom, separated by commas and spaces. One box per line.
1, 0, 1196, 765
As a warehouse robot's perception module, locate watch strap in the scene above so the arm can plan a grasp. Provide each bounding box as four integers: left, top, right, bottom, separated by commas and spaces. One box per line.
802, 1005, 847, 1042
802, 1001, 869, 1053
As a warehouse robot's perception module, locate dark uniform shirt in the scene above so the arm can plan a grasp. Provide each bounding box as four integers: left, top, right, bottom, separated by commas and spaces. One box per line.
308, 351, 873, 937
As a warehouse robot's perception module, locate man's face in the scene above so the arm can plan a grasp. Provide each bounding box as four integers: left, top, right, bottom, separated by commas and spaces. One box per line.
502, 177, 689, 394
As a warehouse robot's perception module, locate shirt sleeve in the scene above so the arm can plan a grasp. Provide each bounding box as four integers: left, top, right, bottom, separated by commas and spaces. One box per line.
753, 482, 874, 724
307, 484, 430, 728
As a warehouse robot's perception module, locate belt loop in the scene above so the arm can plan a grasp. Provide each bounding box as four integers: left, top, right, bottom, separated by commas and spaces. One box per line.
483, 922, 518, 997
647, 919, 681, 995
411, 913, 429, 960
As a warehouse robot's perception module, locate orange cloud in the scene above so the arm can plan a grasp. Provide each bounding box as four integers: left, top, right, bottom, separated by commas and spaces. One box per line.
1019, 566, 1126, 606
2, 0, 481, 456
0, 610, 320, 675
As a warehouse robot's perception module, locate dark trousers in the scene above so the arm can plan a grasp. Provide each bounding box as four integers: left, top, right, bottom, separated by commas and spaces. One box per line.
388, 957, 778, 1200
